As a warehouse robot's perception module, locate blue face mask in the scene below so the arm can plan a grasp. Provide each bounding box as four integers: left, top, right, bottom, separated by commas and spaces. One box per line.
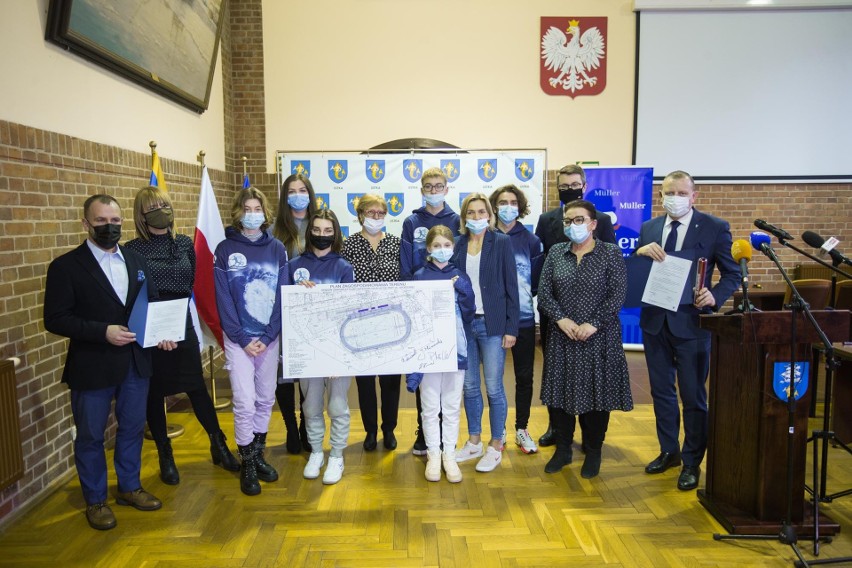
242, 212, 265, 230
430, 248, 454, 263
564, 223, 591, 244
287, 193, 310, 211
466, 218, 489, 234
497, 205, 519, 224
424, 193, 445, 207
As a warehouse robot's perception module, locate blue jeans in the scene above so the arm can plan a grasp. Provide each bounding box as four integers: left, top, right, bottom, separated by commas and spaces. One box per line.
70, 366, 149, 505
463, 317, 508, 442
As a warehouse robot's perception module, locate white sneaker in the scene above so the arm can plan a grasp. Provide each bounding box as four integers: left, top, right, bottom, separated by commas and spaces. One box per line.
515, 429, 538, 454
303, 452, 324, 479
501, 428, 507, 448
442, 451, 463, 483
455, 440, 484, 463
475, 446, 503, 472
425, 450, 442, 482
322, 456, 344, 485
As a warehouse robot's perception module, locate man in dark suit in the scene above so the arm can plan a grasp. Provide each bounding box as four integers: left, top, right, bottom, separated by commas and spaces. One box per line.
634, 171, 739, 490
44, 194, 174, 530
534, 164, 618, 448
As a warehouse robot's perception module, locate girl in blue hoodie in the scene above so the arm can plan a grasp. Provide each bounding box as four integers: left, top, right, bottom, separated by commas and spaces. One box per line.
288, 209, 355, 485
214, 187, 288, 497
411, 225, 475, 483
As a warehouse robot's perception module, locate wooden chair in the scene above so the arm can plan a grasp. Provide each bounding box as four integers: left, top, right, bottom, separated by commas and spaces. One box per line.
783, 279, 832, 310
834, 279, 852, 310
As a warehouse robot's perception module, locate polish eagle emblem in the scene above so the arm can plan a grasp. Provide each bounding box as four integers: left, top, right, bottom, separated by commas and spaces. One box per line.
540, 18, 607, 98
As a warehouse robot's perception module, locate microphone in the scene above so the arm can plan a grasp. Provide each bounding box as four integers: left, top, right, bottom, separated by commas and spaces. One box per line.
750, 231, 773, 256
754, 219, 793, 241
731, 239, 752, 284
802, 231, 852, 267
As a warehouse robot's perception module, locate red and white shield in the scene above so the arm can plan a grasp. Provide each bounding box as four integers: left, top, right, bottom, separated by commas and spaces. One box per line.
540, 16, 608, 98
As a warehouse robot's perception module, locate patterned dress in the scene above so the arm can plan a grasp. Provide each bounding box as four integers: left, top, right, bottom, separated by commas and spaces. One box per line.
125, 233, 205, 395
538, 239, 633, 414
341, 232, 402, 283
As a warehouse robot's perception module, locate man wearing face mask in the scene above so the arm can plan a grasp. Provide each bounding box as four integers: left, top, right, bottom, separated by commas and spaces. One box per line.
535, 164, 617, 449
44, 194, 174, 530
634, 170, 739, 491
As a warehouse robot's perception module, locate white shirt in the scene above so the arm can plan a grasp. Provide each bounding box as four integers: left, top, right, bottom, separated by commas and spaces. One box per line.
86, 239, 128, 305
466, 252, 484, 315
661, 208, 694, 252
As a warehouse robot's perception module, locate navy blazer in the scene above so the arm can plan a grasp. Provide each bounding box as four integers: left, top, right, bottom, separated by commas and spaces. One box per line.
636, 209, 740, 339
535, 206, 617, 254
44, 242, 156, 390
452, 229, 520, 337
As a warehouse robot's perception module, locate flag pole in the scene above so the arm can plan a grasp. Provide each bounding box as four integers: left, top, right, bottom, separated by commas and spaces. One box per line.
197, 150, 230, 410
242, 155, 247, 178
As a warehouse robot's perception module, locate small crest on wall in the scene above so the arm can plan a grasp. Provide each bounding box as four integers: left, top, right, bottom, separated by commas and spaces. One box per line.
386, 193, 405, 217
328, 160, 348, 183
366, 160, 385, 183
403, 159, 423, 183
441, 159, 461, 183
291, 161, 311, 178
315, 193, 330, 210
540, 17, 607, 98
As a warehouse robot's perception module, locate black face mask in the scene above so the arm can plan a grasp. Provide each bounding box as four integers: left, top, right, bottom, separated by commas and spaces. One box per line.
144, 208, 173, 230
309, 234, 335, 251
558, 188, 584, 204
90, 223, 122, 250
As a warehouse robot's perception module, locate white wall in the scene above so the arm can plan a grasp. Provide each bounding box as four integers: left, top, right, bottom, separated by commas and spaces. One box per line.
262, 0, 636, 173
0, 0, 226, 170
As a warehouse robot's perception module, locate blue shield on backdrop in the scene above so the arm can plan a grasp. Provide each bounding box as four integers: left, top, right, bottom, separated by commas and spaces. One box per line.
403, 159, 423, 183
347, 193, 364, 216
584, 167, 654, 346
328, 160, 348, 183
441, 159, 460, 183
773, 361, 809, 401
315, 193, 330, 210
366, 160, 385, 183
515, 159, 535, 182
458, 192, 472, 210
291, 161, 311, 178
341, 226, 350, 238
386, 193, 405, 217
478, 159, 498, 182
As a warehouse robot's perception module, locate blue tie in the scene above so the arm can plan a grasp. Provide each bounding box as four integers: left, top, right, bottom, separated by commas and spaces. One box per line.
664, 220, 680, 252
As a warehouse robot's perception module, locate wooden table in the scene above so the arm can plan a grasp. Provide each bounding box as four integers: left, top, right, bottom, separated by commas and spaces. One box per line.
731, 281, 787, 312
832, 344, 852, 444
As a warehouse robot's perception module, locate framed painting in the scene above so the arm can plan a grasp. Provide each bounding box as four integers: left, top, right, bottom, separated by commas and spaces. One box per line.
46, 0, 227, 113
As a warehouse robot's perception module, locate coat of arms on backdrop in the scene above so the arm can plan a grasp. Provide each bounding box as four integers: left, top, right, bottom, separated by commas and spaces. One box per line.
540, 17, 607, 98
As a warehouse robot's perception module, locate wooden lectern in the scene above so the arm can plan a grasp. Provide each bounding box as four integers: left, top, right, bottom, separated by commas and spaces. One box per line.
698, 310, 850, 535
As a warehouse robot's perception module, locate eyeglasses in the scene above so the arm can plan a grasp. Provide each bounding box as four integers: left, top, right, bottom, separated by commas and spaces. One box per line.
557, 183, 584, 191
144, 205, 172, 213
364, 210, 387, 219
422, 183, 446, 193
563, 216, 590, 226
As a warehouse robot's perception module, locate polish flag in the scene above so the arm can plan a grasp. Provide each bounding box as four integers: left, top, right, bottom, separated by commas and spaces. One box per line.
192, 165, 225, 348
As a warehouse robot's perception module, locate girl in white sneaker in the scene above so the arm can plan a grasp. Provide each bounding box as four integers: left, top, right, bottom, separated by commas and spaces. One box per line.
411, 225, 475, 482
288, 210, 355, 485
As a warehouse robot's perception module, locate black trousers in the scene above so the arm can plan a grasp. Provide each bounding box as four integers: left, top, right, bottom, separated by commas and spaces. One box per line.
356, 374, 401, 435
512, 325, 536, 430
274, 381, 305, 427
148, 385, 221, 446
549, 406, 609, 450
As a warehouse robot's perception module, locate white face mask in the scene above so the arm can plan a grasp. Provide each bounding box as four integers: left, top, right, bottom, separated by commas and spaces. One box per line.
564, 223, 591, 244
430, 248, 454, 263
465, 218, 489, 234
663, 195, 691, 219
362, 217, 385, 235
242, 212, 265, 230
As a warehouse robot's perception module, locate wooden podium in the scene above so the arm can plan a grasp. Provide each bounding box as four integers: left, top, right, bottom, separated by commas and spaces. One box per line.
698, 310, 850, 535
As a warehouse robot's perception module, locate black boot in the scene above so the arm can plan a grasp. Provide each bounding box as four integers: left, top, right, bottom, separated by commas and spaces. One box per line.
299, 419, 312, 453
252, 432, 279, 482
237, 443, 261, 496
156, 439, 180, 485
284, 416, 302, 454
581, 448, 602, 479
544, 445, 573, 473
538, 425, 556, 447
209, 430, 240, 472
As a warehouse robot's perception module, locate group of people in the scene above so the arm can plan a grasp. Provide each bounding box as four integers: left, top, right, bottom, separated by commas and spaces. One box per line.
43, 163, 738, 531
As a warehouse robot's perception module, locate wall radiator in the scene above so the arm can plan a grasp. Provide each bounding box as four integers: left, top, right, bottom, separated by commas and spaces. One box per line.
794, 263, 851, 281
0, 359, 23, 491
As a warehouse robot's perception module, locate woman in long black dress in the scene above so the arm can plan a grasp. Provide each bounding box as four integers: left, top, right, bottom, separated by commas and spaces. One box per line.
537, 199, 632, 479
126, 186, 239, 484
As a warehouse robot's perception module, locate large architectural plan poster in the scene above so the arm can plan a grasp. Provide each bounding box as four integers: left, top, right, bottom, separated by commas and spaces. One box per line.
281, 280, 459, 379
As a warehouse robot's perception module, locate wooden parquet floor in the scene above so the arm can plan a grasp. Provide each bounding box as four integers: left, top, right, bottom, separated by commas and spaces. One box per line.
2, 404, 852, 567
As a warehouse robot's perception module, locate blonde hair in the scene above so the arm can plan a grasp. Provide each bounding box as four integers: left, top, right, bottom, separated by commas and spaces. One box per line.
230, 186, 272, 231
355, 193, 387, 225
132, 185, 173, 240
458, 193, 494, 236
421, 167, 447, 185
425, 225, 455, 262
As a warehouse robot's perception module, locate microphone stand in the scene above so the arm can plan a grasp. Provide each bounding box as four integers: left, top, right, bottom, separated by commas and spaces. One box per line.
714, 241, 826, 567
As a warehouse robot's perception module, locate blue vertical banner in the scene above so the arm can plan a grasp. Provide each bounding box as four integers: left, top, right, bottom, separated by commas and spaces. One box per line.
584, 167, 654, 347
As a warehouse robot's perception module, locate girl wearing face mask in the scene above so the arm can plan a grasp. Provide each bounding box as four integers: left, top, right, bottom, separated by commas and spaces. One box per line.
271, 174, 317, 455
214, 187, 289, 496
409, 225, 475, 483
452, 193, 520, 474
287, 209, 355, 485
126, 186, 240, 487
537, 200, 632, 480
340, 194, 404, 453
